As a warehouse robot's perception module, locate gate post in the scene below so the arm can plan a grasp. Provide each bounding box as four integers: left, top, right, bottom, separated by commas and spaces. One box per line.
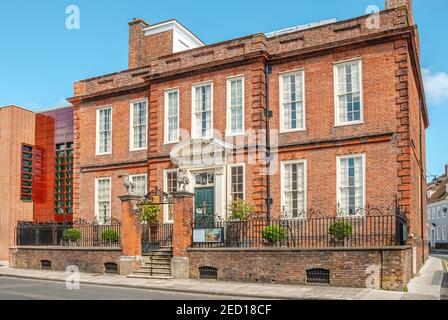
171, 190, 194, 279
118, 194, 142, 276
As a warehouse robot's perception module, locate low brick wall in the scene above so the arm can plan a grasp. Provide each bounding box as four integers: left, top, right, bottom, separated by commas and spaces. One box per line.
188, 246, 413, 291
10, 247, 122, 274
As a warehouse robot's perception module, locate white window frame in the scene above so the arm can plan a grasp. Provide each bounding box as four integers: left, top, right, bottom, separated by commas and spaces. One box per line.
96, 106, 113, 155
164, 89, 180, 144
280, 159, 307, 219
437, 226, 441, 241
443, 225, 447, 241
163, 169, 179, 223
129, 99, 148, 151
336, 154, 366, 217
279, 69, 306, 133
334, 58, 364, 127
191, 81, 214, 139
227, 163, 246, 202
94, 177, 112, 225
226, 75, 245, 136
129, 174, 147, 197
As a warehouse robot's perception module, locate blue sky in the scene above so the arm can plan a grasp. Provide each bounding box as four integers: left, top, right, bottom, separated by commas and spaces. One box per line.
0, 0, 447, 176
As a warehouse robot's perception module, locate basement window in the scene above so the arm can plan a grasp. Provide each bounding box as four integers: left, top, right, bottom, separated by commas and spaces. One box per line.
199, 266, 218, 280
104, 262, 118, 274
306, 268, 330, 285
40, 260, 52, 270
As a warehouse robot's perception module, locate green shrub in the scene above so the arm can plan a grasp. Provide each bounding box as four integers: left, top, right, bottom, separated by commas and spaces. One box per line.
101, 229, 120, 242
262, 225, 287, 242
140, 200, 161, 224
63, 228, 81, 241
227, 199, 255, 221
329, 221, 353, 241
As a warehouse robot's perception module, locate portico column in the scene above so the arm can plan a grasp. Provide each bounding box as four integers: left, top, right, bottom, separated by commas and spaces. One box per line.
214, 165, 226, 219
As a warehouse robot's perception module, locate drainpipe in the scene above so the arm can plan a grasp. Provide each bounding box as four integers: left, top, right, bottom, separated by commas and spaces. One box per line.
265, 62, 272, 224
419, 99, 425, 265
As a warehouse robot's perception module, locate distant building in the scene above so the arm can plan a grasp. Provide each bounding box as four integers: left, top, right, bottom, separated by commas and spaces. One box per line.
427, 164, 448, 249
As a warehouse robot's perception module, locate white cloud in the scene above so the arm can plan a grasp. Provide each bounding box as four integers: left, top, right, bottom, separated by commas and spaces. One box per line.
422, 68, 448, 105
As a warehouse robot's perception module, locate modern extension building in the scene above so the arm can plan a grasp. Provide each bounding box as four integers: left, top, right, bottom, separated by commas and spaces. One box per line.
0, 105, 73, 263
68, 0, 429, 272
427, 164, 448, 249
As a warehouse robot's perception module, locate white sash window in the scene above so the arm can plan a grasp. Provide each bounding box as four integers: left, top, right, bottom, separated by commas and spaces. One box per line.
165, 90, 179, 143
281, 160, 306, 218
96, 107, 112, 155
337, 155, 365, 216
193, 83, 212, 138
334, 59, 363, 125
280, 70, 305, 132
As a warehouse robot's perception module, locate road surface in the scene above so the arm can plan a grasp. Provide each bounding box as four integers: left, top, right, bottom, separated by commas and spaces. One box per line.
0, 277, 248, 300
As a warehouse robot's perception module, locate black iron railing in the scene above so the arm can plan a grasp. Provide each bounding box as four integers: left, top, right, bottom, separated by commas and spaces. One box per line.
141, 223, 173, 254
15, 222, 121, 248
192, 214, 408, 249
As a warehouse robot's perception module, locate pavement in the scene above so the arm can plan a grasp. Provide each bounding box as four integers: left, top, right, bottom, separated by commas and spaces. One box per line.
0, 257, 444, 300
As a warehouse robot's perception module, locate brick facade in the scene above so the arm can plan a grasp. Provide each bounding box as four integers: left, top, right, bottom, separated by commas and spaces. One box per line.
188, 246, 413, 291
68, 0, 428, 278
10, 247, 121, 274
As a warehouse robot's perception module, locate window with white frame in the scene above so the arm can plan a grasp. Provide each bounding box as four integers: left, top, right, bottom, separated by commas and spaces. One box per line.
130, 174, 147, 197
337, 155, 365, 216
164, 170, 178, 223
230, 165, 245, 201
437, 226, 441, 241
165, 90, 179, 143
443, 225, 447, 241
193, 83, 212, 138
95, 177, 111, 224
96, 107, 112, 154
281, 160, 306, 218
130, 100, 147, 150
334, 59, 363, 125
227, 77, 244, 135
280, 70, 305, 132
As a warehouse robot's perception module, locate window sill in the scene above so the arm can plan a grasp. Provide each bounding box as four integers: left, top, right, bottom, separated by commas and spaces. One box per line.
279, 128, 306, 134
163, 141, 180, 146
129, 148, 147, 152
95, 153, 112, 156
334, 121, 364, 128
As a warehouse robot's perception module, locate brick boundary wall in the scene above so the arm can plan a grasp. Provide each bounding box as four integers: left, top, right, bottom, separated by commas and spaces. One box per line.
9, 247, 122, 274
188, 246, 413, 291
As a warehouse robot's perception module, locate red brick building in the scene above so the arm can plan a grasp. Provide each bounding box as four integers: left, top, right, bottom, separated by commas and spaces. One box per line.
69, 0, 428, 270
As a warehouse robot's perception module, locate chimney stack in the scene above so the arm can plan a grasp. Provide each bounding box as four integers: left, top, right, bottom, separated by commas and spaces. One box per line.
385, 0, 413, 25
128, 18, 149, 69
445, 163, 448, 177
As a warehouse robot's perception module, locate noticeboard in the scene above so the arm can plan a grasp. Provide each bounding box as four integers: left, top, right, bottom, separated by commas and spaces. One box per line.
193, 228, 224, 243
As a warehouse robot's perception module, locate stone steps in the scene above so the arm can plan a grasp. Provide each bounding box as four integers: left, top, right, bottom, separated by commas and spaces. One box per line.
128, 247, 173, 279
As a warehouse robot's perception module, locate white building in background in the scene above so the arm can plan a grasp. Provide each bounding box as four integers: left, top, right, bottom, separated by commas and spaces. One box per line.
427, 164, 448, 249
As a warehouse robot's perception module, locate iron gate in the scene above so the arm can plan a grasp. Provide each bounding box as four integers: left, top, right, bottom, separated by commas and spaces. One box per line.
140, 187, 174, 254
141, 223, 173, 254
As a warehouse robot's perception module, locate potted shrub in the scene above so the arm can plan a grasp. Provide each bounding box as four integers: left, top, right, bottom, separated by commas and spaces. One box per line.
62, 228, 81, 246
262, 225, 287, 246
226, 199, 255, 247
101, 229, 120, 246
329, 220, 353, 247
140, 200, 161, 242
